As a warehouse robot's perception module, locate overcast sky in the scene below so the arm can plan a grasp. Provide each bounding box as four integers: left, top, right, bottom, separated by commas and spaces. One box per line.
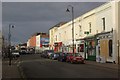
2, 2, 105, 45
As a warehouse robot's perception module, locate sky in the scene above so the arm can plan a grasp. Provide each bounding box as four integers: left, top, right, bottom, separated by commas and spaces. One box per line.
2, 2, 105, 45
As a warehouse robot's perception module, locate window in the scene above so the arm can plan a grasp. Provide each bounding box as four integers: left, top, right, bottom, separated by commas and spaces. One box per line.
102, 17, 105, 31
79, 25, 82, 36
59, 33, 61, 41
56, 35, 57, 41
109, 40, 112, 57
89, 22, 91, 33
78, 44, 84, 52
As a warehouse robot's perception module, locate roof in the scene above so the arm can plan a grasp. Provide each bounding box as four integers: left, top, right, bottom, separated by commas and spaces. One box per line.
32, 32, 47, 36
49, 22, 67, 30
96, 31, 113, 36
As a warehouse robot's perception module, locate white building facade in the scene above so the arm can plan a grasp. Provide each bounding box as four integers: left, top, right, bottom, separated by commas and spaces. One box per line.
49, 1, 120, 63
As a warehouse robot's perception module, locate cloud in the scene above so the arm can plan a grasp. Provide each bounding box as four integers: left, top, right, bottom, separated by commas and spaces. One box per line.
2, 2, 105, 45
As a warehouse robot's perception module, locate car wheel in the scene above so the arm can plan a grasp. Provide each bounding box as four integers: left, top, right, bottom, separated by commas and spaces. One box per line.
71, 60, 73, 64
58, 59, 60, 61
66, 60, 68, 62
60, 59, 63, 62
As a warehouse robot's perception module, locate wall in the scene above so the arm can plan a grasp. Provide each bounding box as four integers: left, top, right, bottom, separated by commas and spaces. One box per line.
81, 10, 96, 37
54, 3, 112, 46
118, 1, 120, 63
111, 1, 120, 63
49, 27, 57, 49
55, 22, 72, 45
0, 31, 2, 51
29, 36, 36, 47
36, 35, 40, 47
95, 3, 112, 33
27, 39, 30, 47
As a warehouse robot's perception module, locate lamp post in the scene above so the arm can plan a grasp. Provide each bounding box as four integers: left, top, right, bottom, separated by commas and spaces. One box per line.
118, 40, 120, 64
8, 24, 14, 65
66, 5, 75, 54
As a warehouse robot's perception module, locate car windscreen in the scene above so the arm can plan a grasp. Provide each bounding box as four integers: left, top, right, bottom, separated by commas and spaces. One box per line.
73, 53, 80, 57
46, 50, 54, 53
12, 50, 19, 52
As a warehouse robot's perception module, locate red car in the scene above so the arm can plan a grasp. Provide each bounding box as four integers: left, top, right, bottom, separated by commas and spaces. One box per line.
66, 53, 84, 64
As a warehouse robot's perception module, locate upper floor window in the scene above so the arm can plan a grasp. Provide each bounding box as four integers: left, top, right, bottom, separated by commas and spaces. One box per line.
56, 35, 57, 41
102, 17, 105, 31
89, 22, 91, 33
79, 25, 82, 36
59, 33, 61, 41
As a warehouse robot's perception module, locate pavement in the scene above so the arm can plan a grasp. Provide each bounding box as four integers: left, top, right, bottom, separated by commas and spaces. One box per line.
2, 58, 22, 80
1, 57, 119, 79
85, 60, 119, 70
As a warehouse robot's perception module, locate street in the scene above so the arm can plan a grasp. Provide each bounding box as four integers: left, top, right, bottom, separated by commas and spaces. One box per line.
17, 54, 118, 78
1, 1, 120, 80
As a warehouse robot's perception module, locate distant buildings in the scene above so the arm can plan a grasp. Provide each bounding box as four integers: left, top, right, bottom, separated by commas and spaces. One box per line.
27, 32, 49, 53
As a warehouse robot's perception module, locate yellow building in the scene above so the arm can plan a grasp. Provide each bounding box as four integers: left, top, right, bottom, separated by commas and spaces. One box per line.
49, 22, 67, 51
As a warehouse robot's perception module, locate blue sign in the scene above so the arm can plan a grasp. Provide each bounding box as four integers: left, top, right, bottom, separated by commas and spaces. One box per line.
40, 38, 49, 45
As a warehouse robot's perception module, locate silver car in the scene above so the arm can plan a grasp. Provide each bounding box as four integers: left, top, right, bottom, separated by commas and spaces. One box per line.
12, 50, 20, 59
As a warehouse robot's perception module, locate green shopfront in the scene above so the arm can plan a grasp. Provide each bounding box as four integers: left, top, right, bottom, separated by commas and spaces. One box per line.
84, 35, 96, 61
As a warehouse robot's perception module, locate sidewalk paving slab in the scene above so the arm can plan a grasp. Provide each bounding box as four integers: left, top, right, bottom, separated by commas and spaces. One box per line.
2, 58, 22, 80
85, 60, 118, 70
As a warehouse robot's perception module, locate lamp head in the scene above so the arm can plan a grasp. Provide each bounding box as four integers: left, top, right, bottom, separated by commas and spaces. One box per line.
66, 8, 70, 12
11, 25, 15, 28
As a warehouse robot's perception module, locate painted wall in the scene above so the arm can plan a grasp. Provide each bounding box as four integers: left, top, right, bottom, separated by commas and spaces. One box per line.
111, 1, 119, 63
55, 23, 72, 45
118, 1, 120, 63
36, 35, 40, 47
29, 36, 36, 47
49, 2, 118, 63
96, 3, 112, 33
81, 10, 96, 37
49, 27, 58, 49
0, 31, 2, 51
27, 39, 30, 47
54, 3, 112, 46
117, 1, 120, 63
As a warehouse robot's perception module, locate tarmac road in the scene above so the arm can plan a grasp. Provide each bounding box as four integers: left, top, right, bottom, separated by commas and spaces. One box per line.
18, 54, 118, 78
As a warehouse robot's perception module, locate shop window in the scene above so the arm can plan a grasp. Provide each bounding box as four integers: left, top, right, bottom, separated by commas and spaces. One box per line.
109, 40, 112, 57
79, 44, 84, 52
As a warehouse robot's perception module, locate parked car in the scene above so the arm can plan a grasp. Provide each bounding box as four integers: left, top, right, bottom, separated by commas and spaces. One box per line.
41, 52, 45, 58
41, 51, 48, 58
42, 50, 54, 58
11, 50, 20, 59
50, 52, 59, 60
57, 52, 68, 62
66, 53, 84, 64
19, 47, 27, 55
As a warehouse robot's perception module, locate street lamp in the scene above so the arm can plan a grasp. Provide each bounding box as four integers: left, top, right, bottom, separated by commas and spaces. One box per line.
8, 24, 15, 65
117, 40, 120, 64
66, 5, 75, 54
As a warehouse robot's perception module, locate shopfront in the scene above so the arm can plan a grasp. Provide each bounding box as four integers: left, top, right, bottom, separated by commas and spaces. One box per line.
96, 31, 113, 63
54, 42, 62, 52
84, 35, 96, 61
76, 39, 85, 58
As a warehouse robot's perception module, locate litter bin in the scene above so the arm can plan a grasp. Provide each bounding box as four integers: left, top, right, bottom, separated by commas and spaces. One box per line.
96, 56, 101, 62
100, 57, 106, 63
